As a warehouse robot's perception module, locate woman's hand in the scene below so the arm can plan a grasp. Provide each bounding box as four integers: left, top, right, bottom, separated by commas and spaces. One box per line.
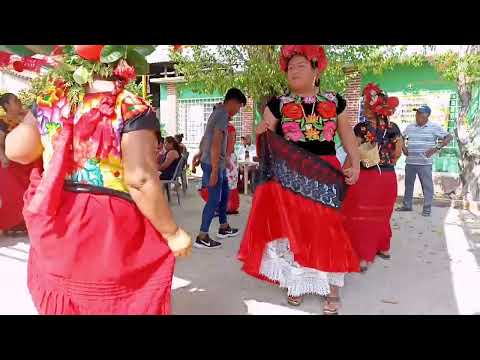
164, 228, 192, 257
256, 107, 278, 135
343, 166, 360, 185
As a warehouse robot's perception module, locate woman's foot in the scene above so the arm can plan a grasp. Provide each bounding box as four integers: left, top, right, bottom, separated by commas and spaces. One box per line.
287, 295, 303, 306
323, 296, 341, 315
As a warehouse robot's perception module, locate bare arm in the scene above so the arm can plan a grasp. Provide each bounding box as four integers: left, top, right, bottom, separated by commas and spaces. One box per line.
402, 137, 408, 156
210, 128, 224, 172
5, 112, 43, 164
393, 137, 403, 163
122, 130, 178, 237
0, 131, 9, 167
337, 113, 360, 185
158, 151, 179, 171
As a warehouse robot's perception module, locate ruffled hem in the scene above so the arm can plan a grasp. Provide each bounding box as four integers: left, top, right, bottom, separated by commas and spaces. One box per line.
28, 251, 172, 315
259, 239, 344, 297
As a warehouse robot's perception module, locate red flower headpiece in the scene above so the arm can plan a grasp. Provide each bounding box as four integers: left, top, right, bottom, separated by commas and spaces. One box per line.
363, 82, 399, 118
279, 45, 328, 73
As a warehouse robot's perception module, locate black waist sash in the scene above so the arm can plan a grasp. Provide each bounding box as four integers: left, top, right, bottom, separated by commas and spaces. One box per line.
256, 131, 346, 209
64, 180, 134, 203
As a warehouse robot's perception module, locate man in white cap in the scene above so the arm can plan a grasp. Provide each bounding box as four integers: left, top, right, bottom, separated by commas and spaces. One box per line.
396, 105, 453, 216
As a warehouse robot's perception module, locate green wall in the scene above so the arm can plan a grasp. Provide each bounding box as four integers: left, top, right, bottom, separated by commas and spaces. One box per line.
362, 63, 457, 94
176, 84, 223, 100
159, 83, 222, 102
363, 63, 460, 174
160, 84, 167, 101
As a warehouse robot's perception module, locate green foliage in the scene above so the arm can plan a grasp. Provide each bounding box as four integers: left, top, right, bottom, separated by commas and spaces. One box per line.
124, 81, 152, 104
171, 45, 409, 103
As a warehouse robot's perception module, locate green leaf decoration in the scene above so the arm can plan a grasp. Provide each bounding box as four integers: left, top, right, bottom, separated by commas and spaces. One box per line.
100, 45, 127, 64
128, 45, 156, 57
73, 66, 90, 85
300, 119, 306, 129
127, 49, 149, 75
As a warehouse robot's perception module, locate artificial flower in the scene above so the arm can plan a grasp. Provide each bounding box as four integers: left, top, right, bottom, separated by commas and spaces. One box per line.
114, 59, 136, 83
279, 45, 328, 73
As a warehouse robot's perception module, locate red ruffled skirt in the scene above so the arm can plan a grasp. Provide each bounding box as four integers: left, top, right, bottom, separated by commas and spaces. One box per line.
0, 161, 38, 231
341, 168, 398, 262
23, 124, 174, 315
238, 152, 359, 293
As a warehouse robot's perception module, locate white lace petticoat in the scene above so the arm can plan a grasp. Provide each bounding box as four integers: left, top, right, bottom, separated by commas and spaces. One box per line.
259, 238, 345, 297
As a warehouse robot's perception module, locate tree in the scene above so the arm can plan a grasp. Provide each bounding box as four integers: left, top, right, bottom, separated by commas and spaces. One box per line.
171, 45, 406, 119
430, 46, 480, 200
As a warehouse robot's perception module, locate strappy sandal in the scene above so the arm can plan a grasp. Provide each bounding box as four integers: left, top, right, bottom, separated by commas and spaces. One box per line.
287, 295, 303, 306
377, 252, 391, 260
323, 296, 341, 315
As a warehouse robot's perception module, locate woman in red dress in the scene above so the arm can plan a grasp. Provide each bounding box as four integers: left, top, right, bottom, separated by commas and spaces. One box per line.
5, 45, 192, 315
341, 83, 402, 272
0, 93, 39, 236
238, 45, 361, 315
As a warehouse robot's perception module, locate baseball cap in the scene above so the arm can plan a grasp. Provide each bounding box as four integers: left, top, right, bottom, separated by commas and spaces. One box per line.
413, 105, 431, 116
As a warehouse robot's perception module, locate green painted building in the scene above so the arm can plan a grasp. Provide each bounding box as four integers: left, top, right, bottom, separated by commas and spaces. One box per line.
360, 63, 460, 174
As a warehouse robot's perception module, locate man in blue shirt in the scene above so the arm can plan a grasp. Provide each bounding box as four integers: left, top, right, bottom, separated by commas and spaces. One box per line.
396, 105, 453, 216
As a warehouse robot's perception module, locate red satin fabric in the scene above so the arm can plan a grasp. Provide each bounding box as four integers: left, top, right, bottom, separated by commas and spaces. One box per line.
23, 122, 175, 315
238, 155, 359, 281
341, 169, 397, 262
0, 160, 38, 231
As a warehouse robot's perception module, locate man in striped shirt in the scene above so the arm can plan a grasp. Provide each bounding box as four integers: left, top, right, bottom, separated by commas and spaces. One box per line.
396, 105, 453, 216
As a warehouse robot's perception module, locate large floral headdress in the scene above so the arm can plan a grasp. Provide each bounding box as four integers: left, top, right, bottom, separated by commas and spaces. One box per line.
279, 45, 328, 73
0, 45, 156, 107
362, 82, 399, 118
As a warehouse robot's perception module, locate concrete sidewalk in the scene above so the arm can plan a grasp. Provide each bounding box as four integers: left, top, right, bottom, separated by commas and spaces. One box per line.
1, 186, 479, 315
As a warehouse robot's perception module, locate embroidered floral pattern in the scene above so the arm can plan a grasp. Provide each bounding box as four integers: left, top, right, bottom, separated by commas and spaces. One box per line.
355, 121, 401, 167
34, 87, 151, 194
279, 93, 339, 143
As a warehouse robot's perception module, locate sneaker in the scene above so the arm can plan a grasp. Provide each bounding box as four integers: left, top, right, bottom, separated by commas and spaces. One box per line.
422, 208, 431, 217
193, 235, 223, 249
217, 225, 239, 239
396, 206, 413, 212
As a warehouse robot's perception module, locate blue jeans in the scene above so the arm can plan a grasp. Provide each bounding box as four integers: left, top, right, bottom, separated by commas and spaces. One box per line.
200, 163, 229, 233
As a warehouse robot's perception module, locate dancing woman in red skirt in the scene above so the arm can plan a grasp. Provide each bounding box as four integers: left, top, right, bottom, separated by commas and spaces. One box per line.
5, 45, 192, 315
0, 94, 39, 236
341, 83, 402, 272
238, 45, 361, 315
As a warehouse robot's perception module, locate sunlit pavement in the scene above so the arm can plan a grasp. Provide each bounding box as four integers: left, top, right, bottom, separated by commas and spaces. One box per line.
1, 185, 479, 315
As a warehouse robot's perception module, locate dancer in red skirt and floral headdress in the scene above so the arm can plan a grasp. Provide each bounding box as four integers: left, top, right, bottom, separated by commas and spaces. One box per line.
341, 83, 402, 272
238, 45, 361, 315
5, 45, 192, 315
0, 93, 40, 236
